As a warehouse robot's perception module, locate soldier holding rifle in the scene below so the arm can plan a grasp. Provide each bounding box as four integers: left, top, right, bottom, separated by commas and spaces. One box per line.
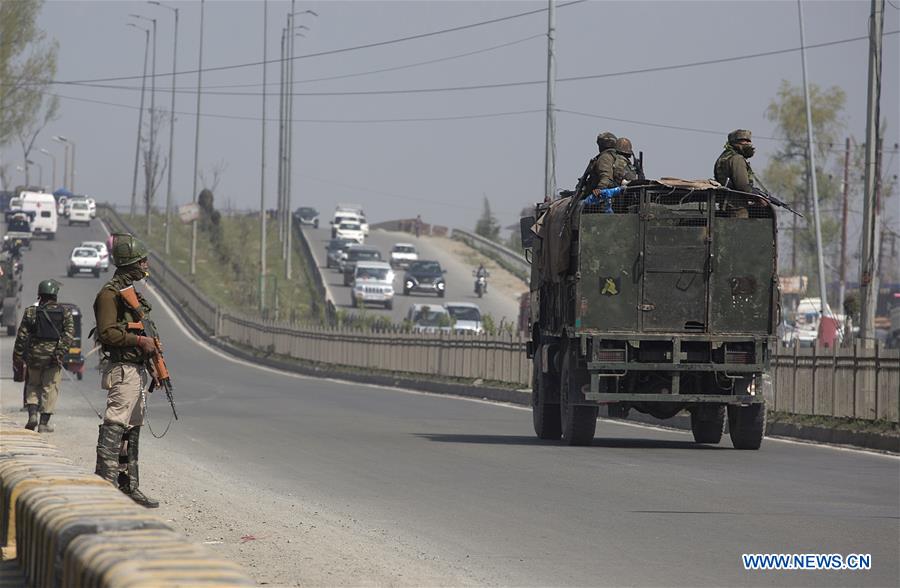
93, 233, 175, 508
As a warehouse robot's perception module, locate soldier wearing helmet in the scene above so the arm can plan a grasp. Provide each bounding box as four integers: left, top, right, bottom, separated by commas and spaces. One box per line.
577, 131, 618, 197
612, 137, 639, 184
92, 232, 159, 508
12, 279, 75, 432
714, 129, 758, 193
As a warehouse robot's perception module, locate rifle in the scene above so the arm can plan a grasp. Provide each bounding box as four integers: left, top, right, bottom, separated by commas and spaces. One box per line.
634, 150, 646, 181
119, 285, 178, 420
573, 156, 596, 199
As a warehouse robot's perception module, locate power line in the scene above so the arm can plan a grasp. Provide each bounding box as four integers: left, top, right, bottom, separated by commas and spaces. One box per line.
45, 90, 544, 123
50, 1, 587, 86
51, 30, 899, 98
72, 33, 545, 93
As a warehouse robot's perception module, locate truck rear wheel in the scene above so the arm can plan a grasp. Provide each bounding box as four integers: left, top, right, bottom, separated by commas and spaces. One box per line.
690, 405, 725, 444
532, 350, 561, 440
728, 403, 766, 450
560, 350, 597, 446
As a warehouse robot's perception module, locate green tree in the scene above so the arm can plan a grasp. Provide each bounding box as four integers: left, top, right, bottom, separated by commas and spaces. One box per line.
762, 81, 846, 288
474, 196, 500, 242
0, 0, 58, 149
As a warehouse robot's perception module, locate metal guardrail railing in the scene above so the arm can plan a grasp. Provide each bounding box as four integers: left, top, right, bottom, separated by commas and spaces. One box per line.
450, 228, 529, 283
97, 205, 900, 421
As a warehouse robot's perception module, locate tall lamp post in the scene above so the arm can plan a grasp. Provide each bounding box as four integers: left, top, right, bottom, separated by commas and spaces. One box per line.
149, 0, 179, 255
38, 148, 56, 189
190, 0, 206, 276
28, 160, 43, 187
127, 23, 150, 217
130, 13, 157, 234
52, 135, 72, 190
284, 7, 316, 280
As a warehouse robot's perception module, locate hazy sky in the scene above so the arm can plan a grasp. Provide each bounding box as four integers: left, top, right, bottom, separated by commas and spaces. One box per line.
4, 0, 899, 240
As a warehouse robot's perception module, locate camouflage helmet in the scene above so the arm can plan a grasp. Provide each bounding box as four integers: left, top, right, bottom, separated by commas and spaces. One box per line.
110, 233, 149, 267
596, 131, 617, 151
727, 129, 752, 144
38, 279, 60, 297
615, 137, 633, 156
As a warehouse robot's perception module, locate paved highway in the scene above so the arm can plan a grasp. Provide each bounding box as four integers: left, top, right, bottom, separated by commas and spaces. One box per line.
3, 220, 898, 586
303, 224, 520, 325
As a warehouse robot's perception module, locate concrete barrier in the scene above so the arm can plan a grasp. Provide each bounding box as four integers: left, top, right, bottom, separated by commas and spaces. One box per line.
0, 415, 255, 586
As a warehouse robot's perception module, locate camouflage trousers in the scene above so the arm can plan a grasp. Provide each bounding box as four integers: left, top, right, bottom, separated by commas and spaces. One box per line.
25, 364, 61, 414
101, 362, 146, 427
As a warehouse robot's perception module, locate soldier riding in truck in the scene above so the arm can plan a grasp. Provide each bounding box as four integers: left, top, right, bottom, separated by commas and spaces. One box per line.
521, 176, 792, 449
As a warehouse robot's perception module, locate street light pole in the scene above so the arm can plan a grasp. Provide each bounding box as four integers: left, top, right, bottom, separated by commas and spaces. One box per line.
131, 13, 157, 234
27, 160, 42, 187
796, 0, 828, 316
260, 0, 269, 312
126, 23, 150, 217
69, 140, 77, 192
149, 1, 179, 255
52, 136, 72, 191
190, 0, 206, 276
39, 148, 56, 189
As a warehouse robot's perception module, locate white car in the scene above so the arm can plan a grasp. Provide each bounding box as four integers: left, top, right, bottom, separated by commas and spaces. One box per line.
67, 246, 102, 278
56, 196, 68, 216
406, 303, 452, 334
352, 261, 394, 310
85, 197, 97, 218
444, 302, 483, 334
335, 221, 364, 244
80, 240, 110, 272
389, 243, 418, 269
68, 200, 91, 225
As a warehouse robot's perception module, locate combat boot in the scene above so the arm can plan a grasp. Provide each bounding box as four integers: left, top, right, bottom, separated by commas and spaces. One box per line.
25, 405, 39, 430
95, 423, 126, 484
122, 427, 159, 508
38, 413, 54, 433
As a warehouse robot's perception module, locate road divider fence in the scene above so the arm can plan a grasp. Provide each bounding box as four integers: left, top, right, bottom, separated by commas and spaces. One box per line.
100, 205, 899, 423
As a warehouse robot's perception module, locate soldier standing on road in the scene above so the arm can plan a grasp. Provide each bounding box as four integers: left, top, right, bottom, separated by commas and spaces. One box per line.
12, 279, 75, 432
714, 129, 758, 193
93, 233, 159, 508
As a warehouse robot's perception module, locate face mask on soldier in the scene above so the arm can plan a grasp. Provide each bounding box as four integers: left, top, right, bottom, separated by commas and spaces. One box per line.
736, 143, 755, 158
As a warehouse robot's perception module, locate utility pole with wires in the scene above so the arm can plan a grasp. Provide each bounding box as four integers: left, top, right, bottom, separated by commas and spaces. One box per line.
544, 0, 557, 201
859, 0, 885, 345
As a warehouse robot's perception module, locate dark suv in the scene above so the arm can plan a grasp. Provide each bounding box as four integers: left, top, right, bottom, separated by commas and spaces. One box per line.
341, 245, 382, 286
402, 260, 446, 297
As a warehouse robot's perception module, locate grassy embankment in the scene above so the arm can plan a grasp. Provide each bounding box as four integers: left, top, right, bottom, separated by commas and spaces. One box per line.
116, 211, 318, 322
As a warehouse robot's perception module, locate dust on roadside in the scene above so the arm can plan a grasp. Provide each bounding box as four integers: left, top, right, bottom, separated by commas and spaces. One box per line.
0, 375, 478, 587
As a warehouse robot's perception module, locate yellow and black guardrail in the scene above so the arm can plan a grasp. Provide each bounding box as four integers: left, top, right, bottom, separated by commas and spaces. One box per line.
0, 416, 255, 587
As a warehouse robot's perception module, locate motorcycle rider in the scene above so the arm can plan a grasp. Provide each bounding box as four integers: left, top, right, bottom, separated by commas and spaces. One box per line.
474, 264, 489, 294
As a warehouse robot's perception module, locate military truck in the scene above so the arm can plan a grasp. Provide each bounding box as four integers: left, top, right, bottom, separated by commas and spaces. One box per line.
0, 252, 23, 336
521, 179, 779, 449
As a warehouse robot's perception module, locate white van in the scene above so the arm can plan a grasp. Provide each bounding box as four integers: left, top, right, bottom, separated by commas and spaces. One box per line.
20, 191, 58, 240
68, 200, 91, 225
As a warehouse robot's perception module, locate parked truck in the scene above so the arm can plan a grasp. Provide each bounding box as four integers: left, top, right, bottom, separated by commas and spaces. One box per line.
521, 178, 780, 449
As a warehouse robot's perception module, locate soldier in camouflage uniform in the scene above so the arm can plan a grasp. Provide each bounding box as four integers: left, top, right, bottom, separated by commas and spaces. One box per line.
584, 131, 619, 195
12, 279, 75, 432
93, 233, 159, 508
612, 137, 639, 185
714, 129, 758, 192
